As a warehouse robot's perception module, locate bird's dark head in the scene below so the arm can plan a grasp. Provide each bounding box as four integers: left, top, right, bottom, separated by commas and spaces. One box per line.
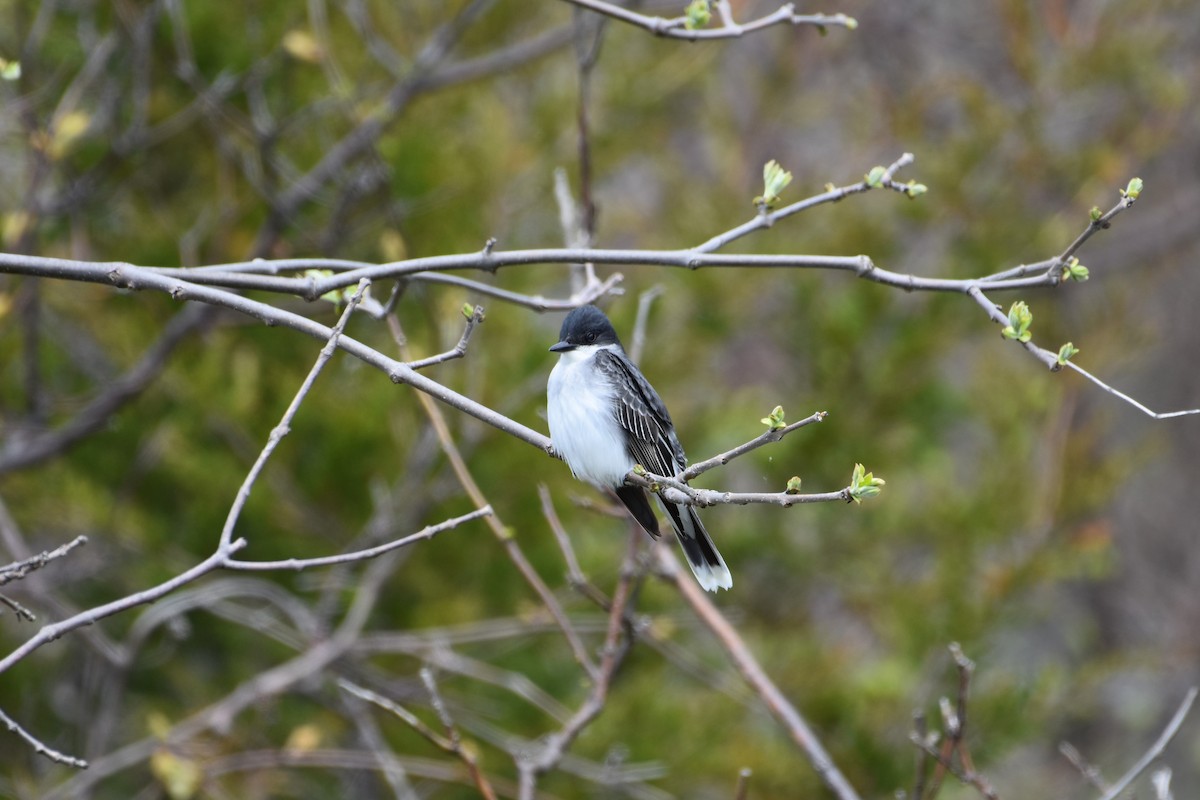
550, 305, 622, 352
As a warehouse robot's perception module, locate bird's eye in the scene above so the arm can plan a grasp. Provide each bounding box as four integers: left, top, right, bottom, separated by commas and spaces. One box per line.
584, 331, 597, 343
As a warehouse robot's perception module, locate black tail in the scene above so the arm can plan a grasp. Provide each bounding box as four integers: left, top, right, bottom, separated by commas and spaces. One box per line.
615, 486, 660, 538
660, 500, 732, 592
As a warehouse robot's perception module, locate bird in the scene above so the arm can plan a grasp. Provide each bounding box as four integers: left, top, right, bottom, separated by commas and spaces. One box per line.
546, 304, 732, 592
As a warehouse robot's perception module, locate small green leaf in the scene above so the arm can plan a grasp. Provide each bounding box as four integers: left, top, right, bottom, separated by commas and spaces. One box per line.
1057, 342, 1079, 366
1001, 300, 1033, 343
785, 476, 803, 494
754, 160, 793, 208
0, 58, 19, 81
904, 180, 927, 198
683, 0, 711, 30
1089, 206, 1103, 222
760, 405, 786, 431
843, 16, 858, 30
1062, 257, 1089, 282
1121, 177, 1144, 201
848, 463, 885, 504
461, 303, 474, 320
865, 166, 886, 188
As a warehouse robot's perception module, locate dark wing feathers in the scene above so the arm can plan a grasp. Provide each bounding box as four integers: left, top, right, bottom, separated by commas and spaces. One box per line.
594, 349, 685, 477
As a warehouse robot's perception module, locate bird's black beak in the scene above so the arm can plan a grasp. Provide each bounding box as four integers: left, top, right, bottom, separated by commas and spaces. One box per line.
549, 341, 574, 353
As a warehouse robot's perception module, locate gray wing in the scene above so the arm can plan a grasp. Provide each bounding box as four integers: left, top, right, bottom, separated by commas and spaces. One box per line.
594, 348, 686, 476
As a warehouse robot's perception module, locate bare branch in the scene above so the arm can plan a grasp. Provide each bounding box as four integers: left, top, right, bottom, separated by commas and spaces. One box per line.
224, 507, 492, 571
680, 411, 827, 481
339, 677, 499, 800
517, 528, 640, 798
560, 0, 857, 41
0, 705, 89, 769
0, 535, 88, 586
908, 732, 998, 800
538, 484, 614, 614
1064, 361, 1200, 419
217, 278, 370, 551
1059, 741, 1111, 794
404, 304, 486, 371
628, 284, 665, 365
734, 767, 753, 800
1096, 688, 1198, 800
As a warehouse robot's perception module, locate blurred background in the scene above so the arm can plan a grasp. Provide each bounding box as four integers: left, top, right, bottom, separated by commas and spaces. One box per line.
2, 0, 1199, 797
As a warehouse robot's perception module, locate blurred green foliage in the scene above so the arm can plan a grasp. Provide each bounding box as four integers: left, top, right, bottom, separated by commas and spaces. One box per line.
2, 1, 1198, 798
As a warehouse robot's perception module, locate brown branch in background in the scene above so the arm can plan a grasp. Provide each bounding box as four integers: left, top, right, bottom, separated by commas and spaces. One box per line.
420, 667, 498, 800
0, 304, 214, 475
1059, 741, 1111, 794
338, 678, 498, 800
628, 284, 664, 366
516, 528, 641, 799
656, 543, 864, 800
538, 484, 611, 609
912, 711, 930, 800
388, 312, 598, 678
908, 733, 998, 800
914, 643, 998, 800
733, 767, 753, 800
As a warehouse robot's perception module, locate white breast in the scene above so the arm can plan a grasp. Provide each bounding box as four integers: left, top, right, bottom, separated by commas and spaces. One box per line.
547, 347, 634, 489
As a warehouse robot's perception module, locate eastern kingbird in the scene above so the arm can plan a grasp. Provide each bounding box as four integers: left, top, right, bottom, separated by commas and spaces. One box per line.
547, 305, 732, 592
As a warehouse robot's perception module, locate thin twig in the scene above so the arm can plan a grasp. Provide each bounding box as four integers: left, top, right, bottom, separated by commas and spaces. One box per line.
912, 711, 930, 800
0, 593, 36, 622
404, 304, 486, 370
909, 733, 998, 800
680, 411, 827, 481
517, 528, 640, 799
628, 284, 664, 366
224, 507, 492, 571
1064, 361, 1200, 419
217, 278, 370, 551
1097, 688, 1198, 800
733, 767, 753, 800
0, 535, 89, 585
538, 484, 610, 608
560, 0, 857, 41
0, 705, 89, 768
1059, 741, 1110, 794
339, 678, 498, 800
420, 667, 498, 800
